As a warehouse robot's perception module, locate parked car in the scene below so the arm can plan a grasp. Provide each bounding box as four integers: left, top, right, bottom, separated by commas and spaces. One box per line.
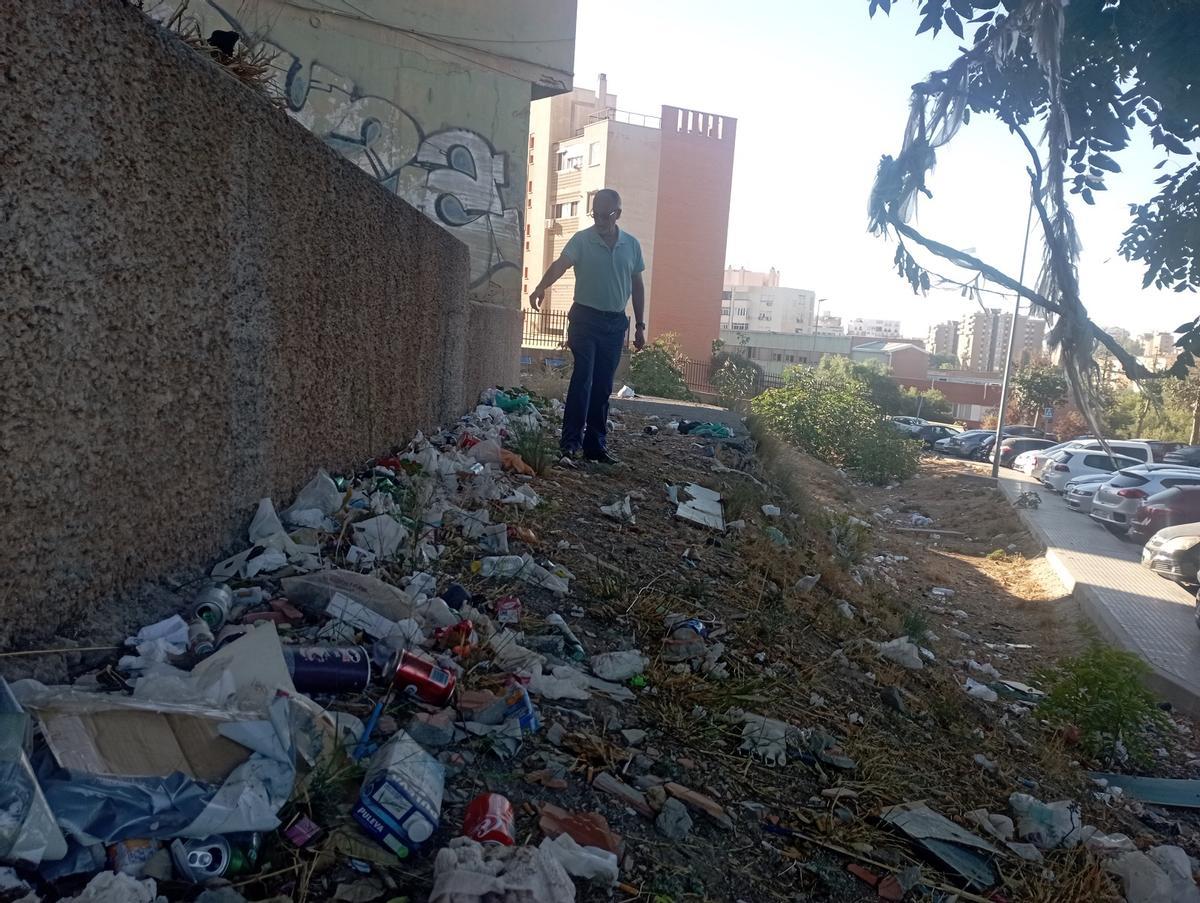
994, 437, 1055, 468
913, 424, 960, 448
1016, 439, 1090, 475
1141, 523, 1200, 586
1129, 485, 1200, 545
936, 430, 996, 459
887, 416, 928, 432
1040, 449, 1143, 492
1163, 445, 1200, 468
1063, 474, 1113, 514
1003, 425, 1047, 438
1090, 468, 1200, 535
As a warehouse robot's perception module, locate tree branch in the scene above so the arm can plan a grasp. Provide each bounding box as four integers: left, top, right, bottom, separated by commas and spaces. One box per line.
887, 213, 1156, 380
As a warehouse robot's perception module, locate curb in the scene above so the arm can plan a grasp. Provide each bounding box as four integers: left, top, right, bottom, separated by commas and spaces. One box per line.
998, 476, 1200, 719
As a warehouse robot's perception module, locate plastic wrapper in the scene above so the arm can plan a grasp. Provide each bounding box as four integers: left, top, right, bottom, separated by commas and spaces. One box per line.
0, 679, 68, 865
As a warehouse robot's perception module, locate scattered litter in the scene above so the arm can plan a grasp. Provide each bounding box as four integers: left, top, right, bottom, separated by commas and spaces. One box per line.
878, 637, 923, 670
879, 801, 1000, 890
761, 504, 781, 517
674, 484, 725, 531
794, 574, 820, 593
1106, 845, 1200, 903
600, 496, 635, 523
964, 678, 998, 702
1009, 792, 1082, 849
590, 651, 648, 682
1089, 773, 1200, 808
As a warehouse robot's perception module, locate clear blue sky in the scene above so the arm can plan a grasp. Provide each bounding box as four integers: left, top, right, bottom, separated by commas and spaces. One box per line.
573, 0, 1181, 339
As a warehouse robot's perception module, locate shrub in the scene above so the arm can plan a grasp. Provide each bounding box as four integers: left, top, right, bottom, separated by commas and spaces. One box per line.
629, 334, 693, 400
1038, 644, 1171, 765
710, 353, 763, 412
750, 366, 920, 484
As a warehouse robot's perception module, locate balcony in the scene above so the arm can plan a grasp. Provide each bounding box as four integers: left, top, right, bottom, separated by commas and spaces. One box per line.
554, 168, 582, 191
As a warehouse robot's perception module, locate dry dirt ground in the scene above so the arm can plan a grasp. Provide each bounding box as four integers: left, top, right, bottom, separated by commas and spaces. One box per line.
21, 409, 1200, 903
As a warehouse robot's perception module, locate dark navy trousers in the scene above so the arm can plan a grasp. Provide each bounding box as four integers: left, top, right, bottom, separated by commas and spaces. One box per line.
561, 303, 628, 455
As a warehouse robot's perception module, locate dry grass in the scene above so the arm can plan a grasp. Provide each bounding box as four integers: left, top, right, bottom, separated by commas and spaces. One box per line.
151, 1, 284, 104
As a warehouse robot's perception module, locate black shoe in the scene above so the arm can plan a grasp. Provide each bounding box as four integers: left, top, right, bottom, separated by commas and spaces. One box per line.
584, 450, 620, 465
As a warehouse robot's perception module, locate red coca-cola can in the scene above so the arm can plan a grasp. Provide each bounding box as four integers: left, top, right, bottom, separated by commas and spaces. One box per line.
463, 793, 515, 846
392, 650, 456, 706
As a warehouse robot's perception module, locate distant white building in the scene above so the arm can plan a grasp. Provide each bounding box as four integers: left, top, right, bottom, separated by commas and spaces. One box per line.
720, 283, 815, 334
815, 313, 843, 336
847, 317, 902, 339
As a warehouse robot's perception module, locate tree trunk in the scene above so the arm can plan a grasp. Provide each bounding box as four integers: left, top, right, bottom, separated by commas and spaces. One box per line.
1190, 393, 1200, 445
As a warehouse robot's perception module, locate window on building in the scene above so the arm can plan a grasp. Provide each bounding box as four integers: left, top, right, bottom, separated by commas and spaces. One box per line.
529, 135, 535, 148
525, 240, 530, 251
555, 151, 566, 170
721, 290, 732, 301
524, 266, 529, 278
529, 153, 534, 165
588, 141, 600, 165
731, 323, 748, 331
528, 180, 533, 192
721, 308, 730, 317
527, 198, 532, 209
552, 201, 580, 218
586, 190, 597, 213
773, 353, 782, 361
736, 307, 748, 317
526, 223, 531, 236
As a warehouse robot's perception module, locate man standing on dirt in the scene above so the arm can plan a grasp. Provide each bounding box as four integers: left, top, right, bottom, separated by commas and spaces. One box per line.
528, 188, 646, 464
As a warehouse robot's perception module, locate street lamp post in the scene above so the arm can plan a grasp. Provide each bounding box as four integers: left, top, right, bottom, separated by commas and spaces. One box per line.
812, 297, 828, 366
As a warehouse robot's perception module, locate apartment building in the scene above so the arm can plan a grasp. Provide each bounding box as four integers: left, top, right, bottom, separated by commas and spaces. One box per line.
720, 285, 816, 334
927, 320, 959, 358
847, 317, 902, 339
816, 314, 844, 336
958, 309, 1046, 372
724, 266, 781, 288
525, 75, 736, 360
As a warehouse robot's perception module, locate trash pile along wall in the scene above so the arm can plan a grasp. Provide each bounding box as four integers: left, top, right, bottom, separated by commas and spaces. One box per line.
0, 0, 487, 647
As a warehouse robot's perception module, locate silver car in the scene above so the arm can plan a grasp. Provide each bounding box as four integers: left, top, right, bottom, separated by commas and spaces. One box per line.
1064, 475, 1110, 514
1091, 468, 1200, 533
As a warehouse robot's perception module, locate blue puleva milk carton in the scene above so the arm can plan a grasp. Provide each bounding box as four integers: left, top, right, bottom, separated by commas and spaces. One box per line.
353, 730, 444, 857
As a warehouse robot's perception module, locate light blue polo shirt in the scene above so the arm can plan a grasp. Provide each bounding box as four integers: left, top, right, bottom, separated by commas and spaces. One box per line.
561, 226, 645, 313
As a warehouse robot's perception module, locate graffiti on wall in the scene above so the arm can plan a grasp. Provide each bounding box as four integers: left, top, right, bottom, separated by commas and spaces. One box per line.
173, 2, 523, 289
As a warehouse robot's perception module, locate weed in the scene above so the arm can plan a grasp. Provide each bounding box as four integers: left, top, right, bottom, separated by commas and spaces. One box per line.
824, 511, 869, 565
901, 610, 929, 645
986, 548, 1007, 561
1038, 643, 1171, 765
721, 480, 766, 522
508, 422, 556, 476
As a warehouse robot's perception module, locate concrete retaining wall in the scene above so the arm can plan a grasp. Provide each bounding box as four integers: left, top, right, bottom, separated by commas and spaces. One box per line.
0, 1, 497, 646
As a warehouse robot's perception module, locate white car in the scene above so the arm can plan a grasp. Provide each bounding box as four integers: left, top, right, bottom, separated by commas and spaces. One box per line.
1019, 439, 1165, 476
1090, 467, 1200, 533
1040, 449, 1143, 492
1017, 440, 1087, 476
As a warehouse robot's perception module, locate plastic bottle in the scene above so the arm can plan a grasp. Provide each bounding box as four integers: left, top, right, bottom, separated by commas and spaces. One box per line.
474, 556, 527, 578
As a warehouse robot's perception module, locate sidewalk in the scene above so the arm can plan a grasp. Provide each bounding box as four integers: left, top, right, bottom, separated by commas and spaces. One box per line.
998, 469, 1200, 716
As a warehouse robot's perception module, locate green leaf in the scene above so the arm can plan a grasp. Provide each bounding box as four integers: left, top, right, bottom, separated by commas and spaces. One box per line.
944, 8, 964, 37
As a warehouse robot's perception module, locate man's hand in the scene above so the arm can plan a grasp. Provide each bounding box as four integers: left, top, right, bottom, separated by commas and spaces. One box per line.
634, 324, 646, 351
529, 287, 545, 312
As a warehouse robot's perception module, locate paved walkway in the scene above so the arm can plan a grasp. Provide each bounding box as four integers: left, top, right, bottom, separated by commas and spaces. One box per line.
998, 469, 1200, 715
